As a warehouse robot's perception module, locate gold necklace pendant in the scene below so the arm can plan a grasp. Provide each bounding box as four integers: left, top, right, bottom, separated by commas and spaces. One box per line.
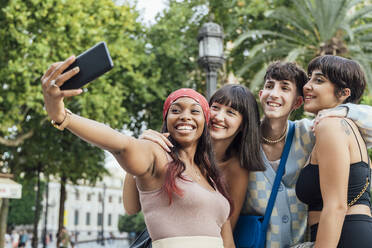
262, 125, 288, 144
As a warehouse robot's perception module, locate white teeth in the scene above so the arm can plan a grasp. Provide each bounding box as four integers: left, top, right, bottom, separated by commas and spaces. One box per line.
212, 123, 225, 129
176, 125, 193, 130
268, 102, 280, 107
305, 96, 313, 100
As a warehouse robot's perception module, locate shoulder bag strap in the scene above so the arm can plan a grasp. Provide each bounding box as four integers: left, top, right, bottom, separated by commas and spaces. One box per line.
261, 121, 295, 232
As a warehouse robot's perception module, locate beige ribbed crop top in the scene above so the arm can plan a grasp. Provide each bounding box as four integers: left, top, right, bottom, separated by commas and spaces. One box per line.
138, 175, 230, 241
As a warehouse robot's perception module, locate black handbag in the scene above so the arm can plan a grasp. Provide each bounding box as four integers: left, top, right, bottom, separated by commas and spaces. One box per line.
129, 228, 152, 248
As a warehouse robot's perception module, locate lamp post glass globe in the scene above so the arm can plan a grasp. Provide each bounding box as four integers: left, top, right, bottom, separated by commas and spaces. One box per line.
197, 22, 224, 99
199, 36, 223, 58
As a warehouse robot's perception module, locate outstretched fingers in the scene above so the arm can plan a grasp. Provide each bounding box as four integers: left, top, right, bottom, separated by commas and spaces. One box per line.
42, 56, 76, 89
47, 56, 76, 86
41, 62, 62, 89
56, 66, 80, 87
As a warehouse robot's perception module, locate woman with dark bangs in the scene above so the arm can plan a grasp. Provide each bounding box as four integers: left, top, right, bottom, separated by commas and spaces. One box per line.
296, 55, 372, 247
209, 84, 265, 227
40, 56, 235, 248
123, 84, 265, 228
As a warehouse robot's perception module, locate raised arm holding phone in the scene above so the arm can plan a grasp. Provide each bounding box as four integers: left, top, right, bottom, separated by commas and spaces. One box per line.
41, 54, 235, 248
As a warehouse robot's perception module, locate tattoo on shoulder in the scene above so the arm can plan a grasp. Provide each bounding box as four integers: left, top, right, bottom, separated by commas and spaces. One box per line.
341, 119, 351, 136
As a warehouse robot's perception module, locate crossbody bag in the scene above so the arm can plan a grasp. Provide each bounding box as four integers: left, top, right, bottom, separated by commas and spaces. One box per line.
233, 121, 295, 248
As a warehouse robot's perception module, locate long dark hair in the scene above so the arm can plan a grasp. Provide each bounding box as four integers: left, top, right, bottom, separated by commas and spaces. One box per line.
209, 84, 265, 171
161, 119, 233, 215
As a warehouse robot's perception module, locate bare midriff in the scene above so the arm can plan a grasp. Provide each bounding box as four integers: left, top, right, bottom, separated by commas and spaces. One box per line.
308, 204, 371, 226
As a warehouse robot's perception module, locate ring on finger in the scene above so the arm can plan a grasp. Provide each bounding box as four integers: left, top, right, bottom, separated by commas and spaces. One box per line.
50, 79, 59, 88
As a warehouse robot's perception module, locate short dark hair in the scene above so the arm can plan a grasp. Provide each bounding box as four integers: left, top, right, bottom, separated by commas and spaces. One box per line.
307, 55, 366, 103
264, 61, 308, 96
209, 84, 265, 172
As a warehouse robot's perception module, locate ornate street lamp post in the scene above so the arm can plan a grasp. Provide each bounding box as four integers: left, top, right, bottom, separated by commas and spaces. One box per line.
197, 21, 225, 99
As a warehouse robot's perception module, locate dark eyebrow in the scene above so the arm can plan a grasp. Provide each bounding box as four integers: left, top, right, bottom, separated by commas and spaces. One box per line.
265, 79, 291, 86
314, 72, 325, 77
280, 81, 291, 86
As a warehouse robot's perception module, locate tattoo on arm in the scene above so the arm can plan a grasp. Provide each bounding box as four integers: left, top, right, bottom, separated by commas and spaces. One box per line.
341, 119, 351, 136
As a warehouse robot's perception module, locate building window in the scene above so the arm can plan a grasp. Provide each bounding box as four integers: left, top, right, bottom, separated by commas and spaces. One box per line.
108, 214, 112, 226
87, 194, 91, 201
98, 193, 102, 202
86, 212, 90, 226
75, 190, 80, 200
119, 196, 122, 203
97, 213, 103, 226
74, 210, 79, 226
108, 195, 112, 203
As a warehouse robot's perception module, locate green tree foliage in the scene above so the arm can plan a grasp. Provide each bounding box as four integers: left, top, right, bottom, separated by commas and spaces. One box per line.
7, 177, 44, 226
0, 0, 159, 145
0, 0, 155, 239
118, 212, 145, 234
209, 0, 291, 88
3, 121, 107, 184
233, 0, 372, 91
136, 0, 205, 130
137, 0, 289, 129
1, 120, 107, 234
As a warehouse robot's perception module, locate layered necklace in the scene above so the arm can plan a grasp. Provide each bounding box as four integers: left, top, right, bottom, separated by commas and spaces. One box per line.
261, 124, 288, 144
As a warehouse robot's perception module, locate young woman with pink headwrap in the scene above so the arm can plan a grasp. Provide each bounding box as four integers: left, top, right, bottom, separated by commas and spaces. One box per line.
41, 56, 235, 248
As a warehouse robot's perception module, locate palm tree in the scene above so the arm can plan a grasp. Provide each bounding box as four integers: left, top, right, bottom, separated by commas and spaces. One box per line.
233, 0, 372, 92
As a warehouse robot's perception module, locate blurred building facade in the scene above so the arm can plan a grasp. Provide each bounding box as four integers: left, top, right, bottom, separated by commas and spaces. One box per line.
37, 165, 126, 242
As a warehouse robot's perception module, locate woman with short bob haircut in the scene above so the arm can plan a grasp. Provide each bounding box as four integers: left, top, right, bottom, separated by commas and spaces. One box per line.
41, 56, 235, 248
296, 55, 372, 247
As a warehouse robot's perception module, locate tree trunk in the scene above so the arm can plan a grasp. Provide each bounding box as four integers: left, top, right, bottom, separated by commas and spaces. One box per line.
32, 169, 42, 248
42, 176, 49, 248
0, 198, 9, 248
57, 175, 67, 248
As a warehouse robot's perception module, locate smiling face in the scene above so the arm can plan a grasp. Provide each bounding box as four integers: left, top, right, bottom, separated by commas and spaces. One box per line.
259, 78, 303, 119
209, 102, 243, 142
166, 97, 205, 146
303, 69, 349, 114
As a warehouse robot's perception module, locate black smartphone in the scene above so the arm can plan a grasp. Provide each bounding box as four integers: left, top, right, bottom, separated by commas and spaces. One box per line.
60, 41, 114, 90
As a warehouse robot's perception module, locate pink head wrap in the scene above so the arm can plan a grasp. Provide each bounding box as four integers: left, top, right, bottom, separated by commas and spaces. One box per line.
162, 88, 210, 124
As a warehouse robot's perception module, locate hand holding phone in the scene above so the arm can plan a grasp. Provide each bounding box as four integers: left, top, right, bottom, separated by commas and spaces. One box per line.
60, 41, 114, 90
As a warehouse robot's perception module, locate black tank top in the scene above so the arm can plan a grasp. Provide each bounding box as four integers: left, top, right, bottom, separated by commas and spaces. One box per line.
296, 120, 371, 211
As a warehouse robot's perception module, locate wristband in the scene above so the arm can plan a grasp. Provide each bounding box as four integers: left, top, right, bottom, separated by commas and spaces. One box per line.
51, 109, 72, 131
